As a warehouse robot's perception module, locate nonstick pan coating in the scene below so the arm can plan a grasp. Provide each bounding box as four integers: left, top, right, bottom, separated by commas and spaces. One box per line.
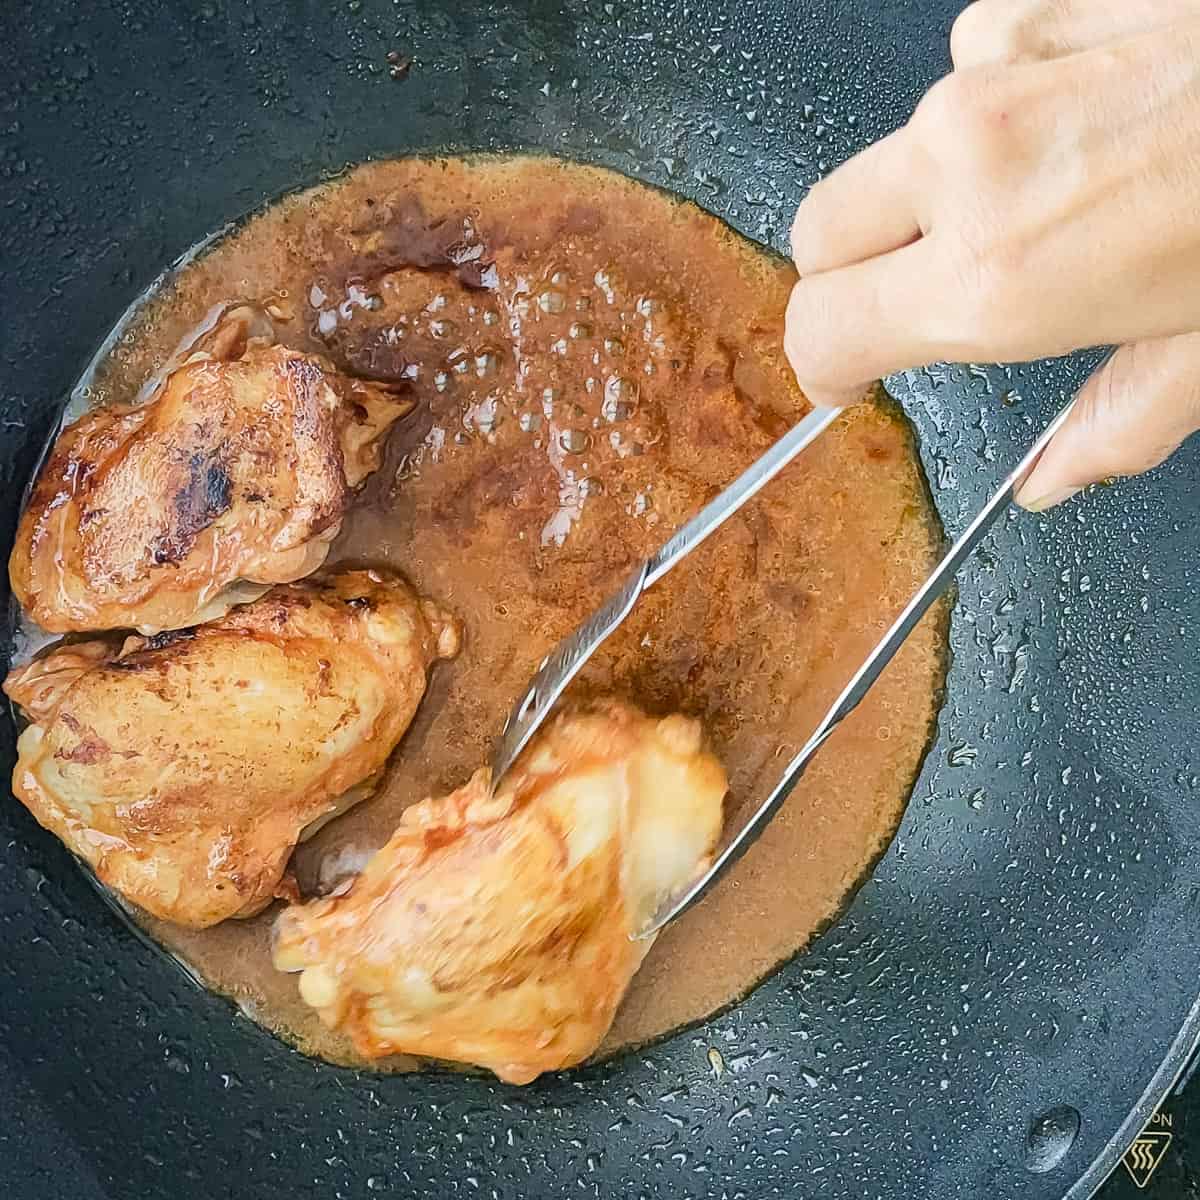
2, 2, 1199, 1197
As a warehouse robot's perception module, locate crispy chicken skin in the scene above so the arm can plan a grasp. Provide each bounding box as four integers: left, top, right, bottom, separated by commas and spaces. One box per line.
272, 703, 727, 1084
10, 314, 414, 635
3, 569, 461, 929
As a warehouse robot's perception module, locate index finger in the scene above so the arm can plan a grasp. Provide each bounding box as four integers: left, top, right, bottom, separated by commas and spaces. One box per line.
783, 237, 952, 404
789, 127, 924, 278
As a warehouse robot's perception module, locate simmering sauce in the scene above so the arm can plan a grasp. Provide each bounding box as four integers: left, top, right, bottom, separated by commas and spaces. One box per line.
16, 156, 948, 1069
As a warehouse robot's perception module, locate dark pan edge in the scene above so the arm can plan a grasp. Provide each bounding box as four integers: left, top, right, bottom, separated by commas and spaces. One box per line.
1069, 1008, 1200, 1199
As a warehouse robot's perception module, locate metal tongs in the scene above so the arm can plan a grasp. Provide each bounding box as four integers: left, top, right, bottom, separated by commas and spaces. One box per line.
490, 391, 1080, 938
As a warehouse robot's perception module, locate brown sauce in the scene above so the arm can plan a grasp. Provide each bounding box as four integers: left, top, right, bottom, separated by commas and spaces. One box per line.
30, 156, 948, 1069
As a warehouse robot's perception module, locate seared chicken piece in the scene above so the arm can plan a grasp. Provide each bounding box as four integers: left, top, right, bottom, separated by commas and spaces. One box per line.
3, 570, 460, 928
11, 312, 414, 634
273, 703, 727, 1084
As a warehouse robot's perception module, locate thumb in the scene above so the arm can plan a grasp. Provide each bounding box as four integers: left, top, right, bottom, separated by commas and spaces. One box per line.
1015, 333, 1200, 511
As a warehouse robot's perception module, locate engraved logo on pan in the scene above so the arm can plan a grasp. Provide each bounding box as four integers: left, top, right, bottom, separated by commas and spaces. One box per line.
1121, 1110, 1172, 1190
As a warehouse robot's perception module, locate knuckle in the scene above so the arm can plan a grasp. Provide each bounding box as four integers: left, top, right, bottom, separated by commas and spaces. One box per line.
949, 1, 1000, 68
790, 178, 837, 273
914, 70, 1015, 171
783, 283, 837, 388
915, 73, 977, 139
788, 204, 817, 274
1075, 389, 1162, 477
1086, 339, 1200, 475
950, 0, 1046, 68
788, 214, 805, 269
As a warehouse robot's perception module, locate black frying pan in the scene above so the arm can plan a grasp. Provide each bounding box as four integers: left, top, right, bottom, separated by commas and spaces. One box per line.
3, 2, 1199, 1197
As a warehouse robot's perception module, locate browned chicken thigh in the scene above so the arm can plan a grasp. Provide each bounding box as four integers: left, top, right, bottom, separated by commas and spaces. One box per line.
3, 570, 460, 928
272, 703, 727, 1084
10, 311, 414, 634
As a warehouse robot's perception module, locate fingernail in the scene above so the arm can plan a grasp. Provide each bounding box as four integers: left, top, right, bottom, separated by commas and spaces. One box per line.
1018, 485, 1082, 513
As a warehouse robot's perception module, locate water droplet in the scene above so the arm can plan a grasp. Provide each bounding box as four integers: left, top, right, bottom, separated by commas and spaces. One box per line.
465, 396, 501, 436
594, 269, 615, 303
627, 491, 651, 516
1024, 1105, 1080, 1173
948, 743, 978, 767
559, 428, 590, 454
163, 1047, 190, 1075
602, 376, 639, 422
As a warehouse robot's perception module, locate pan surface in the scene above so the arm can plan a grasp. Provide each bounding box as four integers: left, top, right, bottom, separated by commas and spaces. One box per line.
2, 2, 1199, 1198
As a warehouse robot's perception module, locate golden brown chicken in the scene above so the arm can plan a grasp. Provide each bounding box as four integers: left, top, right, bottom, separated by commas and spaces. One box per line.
3, 569, 460, 928
272, 703, 727, 1084
10, 311, 415, 634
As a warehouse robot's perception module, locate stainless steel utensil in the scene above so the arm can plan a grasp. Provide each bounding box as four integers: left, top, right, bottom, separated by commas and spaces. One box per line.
488, 403, 841, 785
637, 390, 1081, 937
489, 385, 1081, 938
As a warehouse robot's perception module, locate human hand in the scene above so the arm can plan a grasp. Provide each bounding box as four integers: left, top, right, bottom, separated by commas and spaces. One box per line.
784, 0, 1200, 509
